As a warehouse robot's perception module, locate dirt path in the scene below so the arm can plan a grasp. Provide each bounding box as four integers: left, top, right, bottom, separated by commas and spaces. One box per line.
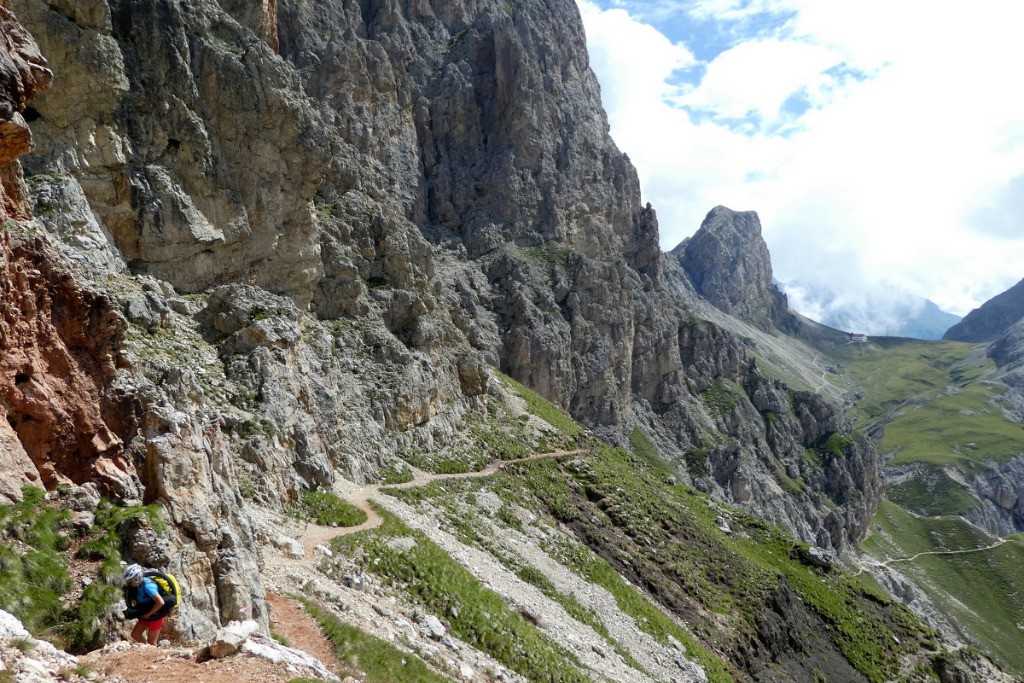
265, 592, 343, 674
73, 450, 585, 683
293, 449, 585, 556
75, 592, 344, 683
808, 341, 852, 393
855, 537, 1007, 576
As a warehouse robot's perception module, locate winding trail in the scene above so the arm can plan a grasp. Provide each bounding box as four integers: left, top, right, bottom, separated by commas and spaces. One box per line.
809, 340, 853, 393
291, 449, 586, 556
854, 537, 1007, 576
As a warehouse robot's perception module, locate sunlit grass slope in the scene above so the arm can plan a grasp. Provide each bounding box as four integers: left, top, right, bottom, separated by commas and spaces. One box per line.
863, 501, 1024, 675
380, 445, 934, 683
828, 338, 1023, 469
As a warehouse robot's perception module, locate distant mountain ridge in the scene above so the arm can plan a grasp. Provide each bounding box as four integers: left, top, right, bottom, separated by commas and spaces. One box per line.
943, 278, 1024, 342
782, 281, 961, 340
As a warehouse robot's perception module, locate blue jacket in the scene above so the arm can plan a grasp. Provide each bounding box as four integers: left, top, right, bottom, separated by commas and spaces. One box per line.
136, 576, 160, 606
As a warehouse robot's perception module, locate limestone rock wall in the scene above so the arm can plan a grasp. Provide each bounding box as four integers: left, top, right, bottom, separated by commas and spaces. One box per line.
0, 0, 51, 220
3, 0, 883, 640
673, 206, 792, 332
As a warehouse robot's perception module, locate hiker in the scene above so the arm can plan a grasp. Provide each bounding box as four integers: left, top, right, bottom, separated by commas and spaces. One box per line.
122, 563, 167, 645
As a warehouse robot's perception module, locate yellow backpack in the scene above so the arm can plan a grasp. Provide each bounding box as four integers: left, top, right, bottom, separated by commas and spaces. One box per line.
144, 570, 181, 614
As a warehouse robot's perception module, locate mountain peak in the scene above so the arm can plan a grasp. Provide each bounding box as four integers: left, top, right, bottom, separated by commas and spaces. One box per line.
673, 206, 789, 330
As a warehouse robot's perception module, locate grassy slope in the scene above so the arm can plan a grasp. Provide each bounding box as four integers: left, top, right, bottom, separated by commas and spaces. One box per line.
330, 509, 593, 683
863, 502, 1024, 674
825, 339, 1021, 469
826, 338, 992, 427
832, 338, 1024, 675
386, 446, 936, 683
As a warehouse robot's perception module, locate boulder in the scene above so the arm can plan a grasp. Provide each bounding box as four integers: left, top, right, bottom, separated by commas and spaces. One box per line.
419, 614, 446, 640
208, 619, 259, 659
273, 535, 305, 560
241, 632, 340, 681
795, 545, 836, 569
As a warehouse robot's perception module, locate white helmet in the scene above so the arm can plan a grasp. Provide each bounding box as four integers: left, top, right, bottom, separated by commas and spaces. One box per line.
123, 563, 144, 583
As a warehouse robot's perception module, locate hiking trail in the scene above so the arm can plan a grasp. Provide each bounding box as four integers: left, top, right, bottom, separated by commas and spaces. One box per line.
287, 449, 586, 557
854, 537, 1007, 576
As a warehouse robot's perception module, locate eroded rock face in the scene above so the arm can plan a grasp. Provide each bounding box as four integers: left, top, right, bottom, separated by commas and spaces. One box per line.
990, 317, 1024, 370
962, 454, 1024, 536
674, 206, 792, 331
0, 215, 134, 502
0, 0, 51, 219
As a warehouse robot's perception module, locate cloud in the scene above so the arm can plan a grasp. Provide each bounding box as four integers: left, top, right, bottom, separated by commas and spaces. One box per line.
577, 0, 1024, 318
676, 39, 844, 129
968, 174, 1024, 241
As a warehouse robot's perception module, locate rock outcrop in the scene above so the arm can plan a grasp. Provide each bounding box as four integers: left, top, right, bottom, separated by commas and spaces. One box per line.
673, 206, 793, 332
967, 460, 1024, 535
0, 233, 132, 502
990, 317, 1024, 370
0, 0, 51, 221
943, 277, 1024, 343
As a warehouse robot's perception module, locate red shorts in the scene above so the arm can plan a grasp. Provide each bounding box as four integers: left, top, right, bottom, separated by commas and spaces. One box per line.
140, 616, 167, 632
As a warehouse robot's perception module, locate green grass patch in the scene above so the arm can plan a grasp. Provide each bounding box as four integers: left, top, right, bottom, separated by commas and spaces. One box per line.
684, 448, 710, 476
862, 499, 999, 563
886, 470, 977, 517
628, 428, 669, 472
298, 596, 454, 682
0, 487, 72, 635
814, 432, 854, 458
471, 419, 531, 461
701, 378, 739, 414
379, 464, 414, 485
331, 509, 590, 683
523, 242, 575, 270
881, 383, 1024, 466
779, 475, 807, 495
498, 373, 583, 443
76, 499, 167, 563
296, 491, 368, 527
863, 503, 1024, 675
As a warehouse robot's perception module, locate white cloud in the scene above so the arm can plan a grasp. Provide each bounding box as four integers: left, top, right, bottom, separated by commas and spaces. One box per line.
676, 39, 843, 125
577, 0, 1024, 319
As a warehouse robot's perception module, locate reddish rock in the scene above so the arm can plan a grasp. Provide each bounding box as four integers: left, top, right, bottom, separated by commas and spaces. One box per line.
0, 233, 134, 500
0, 4, 135, 502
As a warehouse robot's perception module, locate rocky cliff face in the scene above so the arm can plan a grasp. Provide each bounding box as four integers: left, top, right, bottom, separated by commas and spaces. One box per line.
0, 0, 51, 221
3, 0, 883, 648
943, 277, 1024, 342
673, 206, 794, 333
990, 317, 1024, 370
0, 233, 131, 502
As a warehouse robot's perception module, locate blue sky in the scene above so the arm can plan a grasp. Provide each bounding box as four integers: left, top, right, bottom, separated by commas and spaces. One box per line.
577, 0, 1024, 327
